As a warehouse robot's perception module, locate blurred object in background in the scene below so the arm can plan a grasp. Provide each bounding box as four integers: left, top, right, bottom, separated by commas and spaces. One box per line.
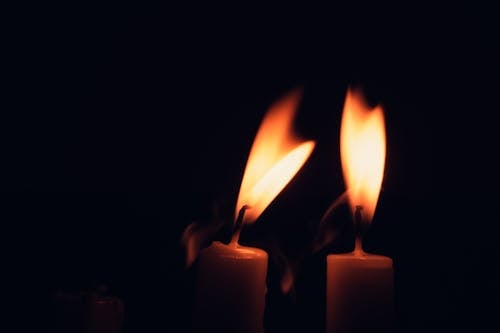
53, 284, 124, 333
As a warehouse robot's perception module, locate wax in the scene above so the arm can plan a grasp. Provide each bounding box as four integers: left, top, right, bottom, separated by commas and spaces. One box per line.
326, 252, 394, 333
192, 241, 268, 333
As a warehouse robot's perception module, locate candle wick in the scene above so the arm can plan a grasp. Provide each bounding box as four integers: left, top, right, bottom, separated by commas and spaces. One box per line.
353, 205, 365, 256
230, 205, 249, 245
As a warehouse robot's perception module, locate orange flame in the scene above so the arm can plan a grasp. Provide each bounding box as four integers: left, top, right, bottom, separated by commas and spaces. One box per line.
236, 89, 315, 224
340, 88, 386, 224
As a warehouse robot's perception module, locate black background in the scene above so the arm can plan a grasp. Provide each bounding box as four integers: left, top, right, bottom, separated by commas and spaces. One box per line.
4, 3, 499, 332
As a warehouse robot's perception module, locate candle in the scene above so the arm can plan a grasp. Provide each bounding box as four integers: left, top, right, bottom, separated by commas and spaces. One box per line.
53, 287, 124, 333
189, 88, 315, 332
326, 251, 394, 333
326, 88, 394, 333
192, 240, 268, 333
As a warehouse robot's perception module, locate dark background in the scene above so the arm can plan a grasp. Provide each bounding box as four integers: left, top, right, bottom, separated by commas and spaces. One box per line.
5, 3, 499, 332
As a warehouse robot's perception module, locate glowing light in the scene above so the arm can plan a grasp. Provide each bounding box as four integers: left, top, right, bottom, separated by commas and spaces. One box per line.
340, 88, 386, 223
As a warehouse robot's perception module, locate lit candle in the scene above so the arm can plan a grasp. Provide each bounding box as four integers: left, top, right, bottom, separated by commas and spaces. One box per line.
190, 89, 315, 332
192, 239, 268, 332
326, 88, 394, 333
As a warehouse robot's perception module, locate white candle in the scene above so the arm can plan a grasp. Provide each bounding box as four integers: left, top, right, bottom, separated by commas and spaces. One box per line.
326, 251, 394, 333
187, 89, 315, 333
326, 87, 393, 333
192, 241, 268, 333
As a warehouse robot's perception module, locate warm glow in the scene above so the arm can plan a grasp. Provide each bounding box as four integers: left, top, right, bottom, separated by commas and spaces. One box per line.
236, 89, 315, 224
340, 88, 386, 224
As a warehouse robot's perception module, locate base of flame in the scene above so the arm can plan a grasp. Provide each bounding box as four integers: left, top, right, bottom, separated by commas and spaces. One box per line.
230, 205, 250, 245
353, 205, 365, 255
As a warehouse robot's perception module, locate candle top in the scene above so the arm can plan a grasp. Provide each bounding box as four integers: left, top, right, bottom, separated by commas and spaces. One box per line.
201, 241, 268, 260
327, 252, 392, 267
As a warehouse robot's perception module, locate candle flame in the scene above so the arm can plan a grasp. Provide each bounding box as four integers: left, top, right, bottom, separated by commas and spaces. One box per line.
340, 88, 386, 224
236, 88, 315, 224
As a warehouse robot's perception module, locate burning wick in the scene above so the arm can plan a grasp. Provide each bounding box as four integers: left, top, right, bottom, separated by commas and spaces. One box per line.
353, 205, 366, 256
230, 205, 250, 245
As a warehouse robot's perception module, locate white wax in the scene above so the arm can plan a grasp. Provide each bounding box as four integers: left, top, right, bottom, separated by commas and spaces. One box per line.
326, 252, 394, 333
192, 241, 268, 333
